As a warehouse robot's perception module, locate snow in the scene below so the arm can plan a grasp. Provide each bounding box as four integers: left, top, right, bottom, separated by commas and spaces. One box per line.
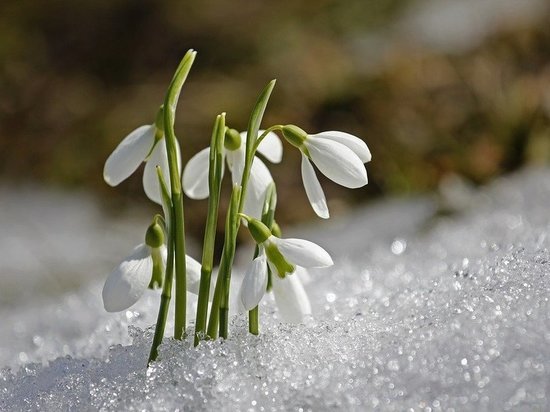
1, 167, 549, 411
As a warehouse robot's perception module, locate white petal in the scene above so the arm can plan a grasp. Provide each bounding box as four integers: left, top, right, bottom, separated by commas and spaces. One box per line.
257, 130, 283, 163
182, 148, 211, 199
143, 139, 181, 204
227, 147, 245, 184
301, 155, 329, 219
271, 274, 311, 323
313, 131, 371, 163
242, 157, 274, 219
239, 254, 268, 310
159, 244, 168, 266
294, 265, 312, 284
306, 138, 368, 188
185, 254, 202, 295
103, 125, 155, 186
269, 236, 333, 268
102, 244, 152, 312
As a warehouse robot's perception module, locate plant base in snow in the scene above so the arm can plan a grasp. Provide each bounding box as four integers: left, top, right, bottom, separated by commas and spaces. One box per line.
101, 49, 371, 364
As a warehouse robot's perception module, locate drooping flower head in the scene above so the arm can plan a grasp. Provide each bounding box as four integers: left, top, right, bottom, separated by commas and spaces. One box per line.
102, 217, 201, 312
282, 125, 371, 219
103, 106, 181, 205
182, 128, 282, 218
238, 216, 333, 321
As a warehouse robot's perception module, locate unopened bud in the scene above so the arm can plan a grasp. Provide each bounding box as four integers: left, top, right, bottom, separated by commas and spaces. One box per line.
145, 219, 165, 248
224, 128, 242, 151
282, 125, 307, 148
245, 216, 272, 244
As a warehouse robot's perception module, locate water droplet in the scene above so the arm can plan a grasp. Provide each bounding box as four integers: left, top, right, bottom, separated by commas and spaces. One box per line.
391, 239, 407, 255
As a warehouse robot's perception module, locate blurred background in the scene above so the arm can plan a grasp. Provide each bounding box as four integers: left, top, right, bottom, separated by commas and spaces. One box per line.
0, 0, 549, 297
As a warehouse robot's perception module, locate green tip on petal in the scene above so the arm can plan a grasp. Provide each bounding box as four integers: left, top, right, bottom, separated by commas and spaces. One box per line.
265, 241, 295, 278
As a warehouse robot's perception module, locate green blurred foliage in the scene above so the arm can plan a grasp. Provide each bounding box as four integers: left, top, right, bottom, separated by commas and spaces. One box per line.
0, 0, 549, 239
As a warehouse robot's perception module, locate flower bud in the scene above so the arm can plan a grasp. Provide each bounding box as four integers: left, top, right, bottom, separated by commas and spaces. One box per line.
148, 247, 164, 289
246, 216, 272, 244
282, 125, 307, 148
145, 219, 165, 248
224, 128, 242, 151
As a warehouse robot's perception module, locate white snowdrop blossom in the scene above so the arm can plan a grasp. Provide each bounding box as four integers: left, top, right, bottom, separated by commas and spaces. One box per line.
282, 126, 371, 219
102, 243, 201, 312
271, 267, 312, 323
238, 247, 321, 323
239, 252, 269, 311
239, 217, 333, 317
103, 124, 181, 205
102, 243, 166, 312
183, 129, 282, 218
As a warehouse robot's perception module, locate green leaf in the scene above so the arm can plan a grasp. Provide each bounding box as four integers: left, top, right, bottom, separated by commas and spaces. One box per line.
245, 79, 276, 158
165, 49, 197, 118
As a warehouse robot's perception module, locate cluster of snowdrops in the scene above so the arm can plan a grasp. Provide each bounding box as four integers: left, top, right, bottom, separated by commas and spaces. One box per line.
101, 50, 371, 363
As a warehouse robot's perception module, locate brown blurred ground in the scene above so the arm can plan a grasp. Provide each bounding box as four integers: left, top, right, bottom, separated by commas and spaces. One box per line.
0, 0, 549, 241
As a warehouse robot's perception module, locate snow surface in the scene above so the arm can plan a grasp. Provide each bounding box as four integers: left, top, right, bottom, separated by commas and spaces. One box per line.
1, 168, 549, 411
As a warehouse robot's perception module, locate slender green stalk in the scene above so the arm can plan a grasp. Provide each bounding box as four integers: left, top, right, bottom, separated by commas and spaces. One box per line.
249, 307, 259, 335
248, 183, 277, 335
206, 186, 242, 340
253, 125, 283, 152
206, 265, 223, 339
207, 80, 276, 339
219, 185, 241, 339
148, 219, 174, 363
248, 241, 261, 335
148, 168, 175, 364
194, 113, 225, 346
163, 49, 197, 340
240, 80, 276, 214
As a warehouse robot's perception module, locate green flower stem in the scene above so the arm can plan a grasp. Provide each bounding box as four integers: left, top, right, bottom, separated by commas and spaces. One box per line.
219, 185, 241, 339
207, 186, 240, 339
249, 307, 259, 335
207, 80, 276, 339
253, 125, 283, 152
148, 217, 174, 364
163, 49, 196, 340
194, 113, 225, 346
206, 267, 223, 339
249, 183, 277, 335
241, 80, 276, 215
148, 168, 175, 364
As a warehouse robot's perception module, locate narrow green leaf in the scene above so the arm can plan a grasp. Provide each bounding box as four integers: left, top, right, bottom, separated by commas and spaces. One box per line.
165, 49, 197, 117
194, 113, 226, 346
245, 79, 276, 158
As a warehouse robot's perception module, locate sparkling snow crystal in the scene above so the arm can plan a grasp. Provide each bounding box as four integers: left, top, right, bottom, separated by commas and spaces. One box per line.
1, 168, 549, 411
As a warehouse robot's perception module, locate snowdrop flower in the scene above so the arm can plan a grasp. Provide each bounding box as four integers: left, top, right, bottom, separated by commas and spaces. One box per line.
282, 125, 371, 219
238, 251, 315, 323
183, 128, 282, 218
103, 108, 181, 205
102, 242, 166, 312
271, 268, 312, 323
238, 216, 332, 318
102, 220, 201, 312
